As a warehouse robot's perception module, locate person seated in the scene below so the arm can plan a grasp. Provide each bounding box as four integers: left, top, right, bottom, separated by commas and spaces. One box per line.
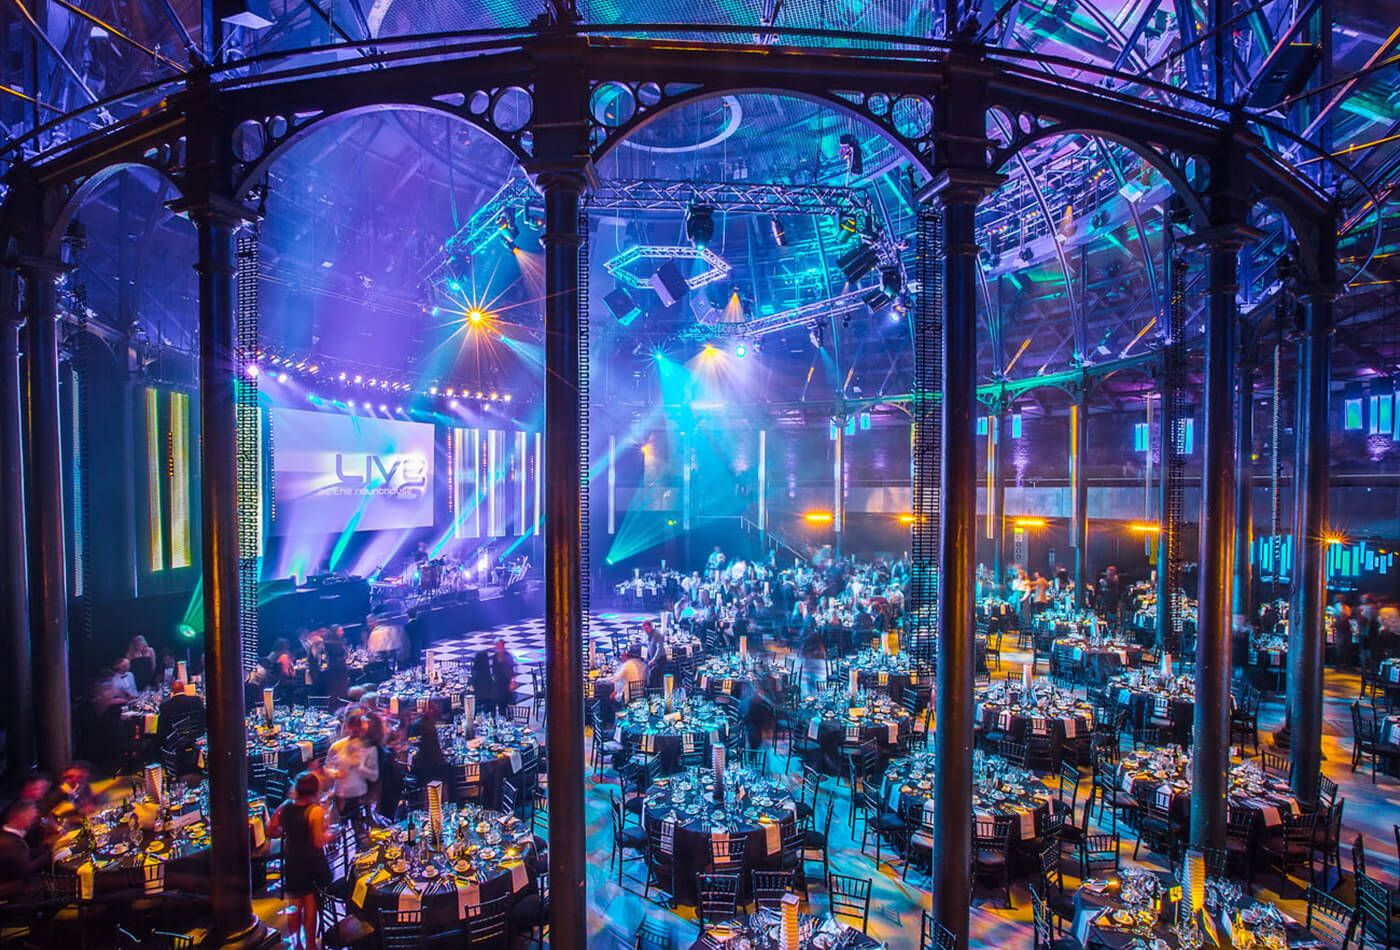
110, 657, 138, 699
124, 636, 157, 691
42, 763, 99, 821
0, 800, 49, 900
599, 647, 647, 725
157, 680, 206, 744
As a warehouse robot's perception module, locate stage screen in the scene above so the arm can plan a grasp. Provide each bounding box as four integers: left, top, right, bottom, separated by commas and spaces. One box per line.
270, 408, 435, 534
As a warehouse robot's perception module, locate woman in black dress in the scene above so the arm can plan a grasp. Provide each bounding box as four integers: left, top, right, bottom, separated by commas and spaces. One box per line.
269, 771, 333, 950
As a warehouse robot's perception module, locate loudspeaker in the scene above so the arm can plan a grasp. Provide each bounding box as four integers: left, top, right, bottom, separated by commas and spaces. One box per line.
604, 287, 641, 326
649, 260, 689, 307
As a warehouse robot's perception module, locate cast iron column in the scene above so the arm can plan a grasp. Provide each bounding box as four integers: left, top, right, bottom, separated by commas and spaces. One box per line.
541, 167, 588, 948
929, 171, 997, 949
188, 200, 269, 949
1233, 336, 1255, 621
1154, 361, 1174, 653
1071, 387, 1089, 609
1190, 233, 1241, 851
21, 256, 72, 771
834, 419, 845, 558
1287, 281, 1334, 806
0, 277, 34, 779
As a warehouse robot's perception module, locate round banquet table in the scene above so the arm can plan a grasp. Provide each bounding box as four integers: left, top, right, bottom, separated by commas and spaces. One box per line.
883, 751, 1055, 846
433, 716, 540, 810
617, 698, 731, 773
52, 783, 270, 897
975, 680, 1094, 769
689, 910, 881, 949
832, 650, 931, 707
1072, 870, 1323, 949
1050, 637, 1143, 685
348, 806, 539, 931
1114, 749, 1302, 840
377, 670, 470, 720
640, 767, 797, 906
695, 654, 784, 699
1106, 673, 1197, 747
797, 693, 912, 775
200, 707, 339, 774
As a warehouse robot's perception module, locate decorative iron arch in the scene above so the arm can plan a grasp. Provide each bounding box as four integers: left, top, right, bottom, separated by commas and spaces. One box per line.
41, 161, 186, 260
230, 98, 534, 200
585, 81, 939, 181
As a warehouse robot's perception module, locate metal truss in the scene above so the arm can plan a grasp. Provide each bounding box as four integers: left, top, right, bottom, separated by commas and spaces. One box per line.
588, 179, 876, 218
603, 246, 732, 291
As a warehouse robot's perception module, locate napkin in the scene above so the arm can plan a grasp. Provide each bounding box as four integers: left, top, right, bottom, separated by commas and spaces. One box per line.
144, 714, 158, 735
1254, 803, 1282, 827
807, 719, 820, 740
298, 741, 314, 763
1014, 806, 1035, 839
508, 860, 528, 892
507, 749, 523, 773
1063, 718, 1077, 739
77, 860, 94, 901
397, 885, 421, 914
887, 722, 899, 745
764, 822, 780, 856
456, 881, 480, 919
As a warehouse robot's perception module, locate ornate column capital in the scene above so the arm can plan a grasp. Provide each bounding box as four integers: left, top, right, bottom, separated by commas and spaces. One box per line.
918, 167, 1004, 208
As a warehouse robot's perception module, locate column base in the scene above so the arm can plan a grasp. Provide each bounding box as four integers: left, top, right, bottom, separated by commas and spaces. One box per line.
211, 920, 281, 949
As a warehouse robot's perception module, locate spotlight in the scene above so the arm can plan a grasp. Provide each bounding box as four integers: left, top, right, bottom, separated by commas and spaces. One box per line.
467, 308, 486, 325
368, 378, 377, 386
769, 215, 788, 247
1094, 328, 1113, 357
836, 244, 878, 283
497, 210, 519, 248
347, 400, 356, 408
523, 201, 545, 230
702, 343, 717, 356
245, 363, 260, 378
445, 388, 455, 396
685, 204, 716, 247
338, 372, 347, 381
734, 342, 748, 359
276, 372, 288, 383
503, 394, 511, 402
429, 385, 439, 395
489, 392, 499, 400
354, 375, 363, 384
808, 323, 824, 349
379, 404, 387, 412
838, 133, 863, 176
863, 288, 892, 312
836, 215, 859, 241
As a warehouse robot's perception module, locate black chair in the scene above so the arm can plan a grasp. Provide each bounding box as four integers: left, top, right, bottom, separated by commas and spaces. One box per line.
1262, 810, 1318, 896
1357, 873, 1400, 949
1131, 783, 1176, 869
994, 738, 1030, 770
695, 873, 741, 932
734, 747, 766, 773
855, 785, 906, 870
750, 869, 795, 910
827, 873, 871, 934
508, 865, 549, 946
1037, 842, 1075, 925
634, 920, 673, 950
644, 821, 677, 906
972, 814, 1015, 908
1351, 701, 1400, 783
1055, 762, 1085, 849
801, 790, 834, 889
1078, 831, 1120, 881
610, 792, 647, 885
920, 912, 956, 950
1260, 749, 1289, 779
1225, 806, 1257, 889
1317, 799, 1347, 890
1030, 886, 1079, 950
463, 893, 510, 948
1303, 885, 1356, 950
376, 908, 425, 950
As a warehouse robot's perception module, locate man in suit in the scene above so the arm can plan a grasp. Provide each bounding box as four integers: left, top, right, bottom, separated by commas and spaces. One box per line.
0, 800, 48, 899
156, 681, 206, 745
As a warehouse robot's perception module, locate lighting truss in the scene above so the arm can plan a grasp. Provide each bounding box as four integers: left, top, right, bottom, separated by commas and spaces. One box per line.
589, 179, 876, 218
603, 245, 732, 291
735, 287, 881, 337
438, 177, 538, 262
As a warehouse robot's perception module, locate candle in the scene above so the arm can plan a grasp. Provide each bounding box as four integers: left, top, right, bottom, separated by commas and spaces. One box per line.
850, 668, 860, 697
144, 763, 164, 803
262, 688, 275, 722
739, 636, 748, 660
664, 673, 674, 712
1184, 848, 1206, 914
1160, 652, 1173, 677
427, 780, 444, 840
176, 661, 187, 683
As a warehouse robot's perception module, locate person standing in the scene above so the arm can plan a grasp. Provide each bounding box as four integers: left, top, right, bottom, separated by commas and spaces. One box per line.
325, 712, 379, 817
642, 621, 666, 688
491, 638, 519, 711
124, 636, 157, 691
472, 649, 498, 716
269, 772, 333, 950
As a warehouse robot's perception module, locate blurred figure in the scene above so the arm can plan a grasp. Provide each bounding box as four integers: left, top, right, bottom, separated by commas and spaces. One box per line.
269, 771, 332, 950
124, 636, 157, 691
472, 649, 498, 716
491, 638, 518, 710
325, 712, 379, 816
407, 705, 450, 794
0, 800, 49, 898
642, 621, 666, 688
111, 657, 138, 697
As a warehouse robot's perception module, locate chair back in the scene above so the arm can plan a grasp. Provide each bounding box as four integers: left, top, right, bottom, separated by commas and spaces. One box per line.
1357, 872, 1395, 941
711, 833, 747, 872
635, 920, 673, 950
463, 893, 510, 947
750, 869, 795, 909
377, 908, 424, 950
1304, 885, 1355, 948
1030, 886, 1057, 949
695, 872, 741, 929
827, 873, 872, 933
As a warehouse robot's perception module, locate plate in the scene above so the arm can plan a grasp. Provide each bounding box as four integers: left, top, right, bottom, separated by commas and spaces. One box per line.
390, 860, 409, 875
108, 843, 130, 856
421, 866, 439, 879
453, 859, 472, 874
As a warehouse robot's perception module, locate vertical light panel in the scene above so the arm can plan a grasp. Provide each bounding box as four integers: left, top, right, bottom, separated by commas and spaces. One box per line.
145, 387, 165, 572
533, 432, 542, 536
169, 391, 192, 568
757, 429, 767, 532
70, 366, 83, 597
488, 429, 503, 537
985, 416, 996, 539
472, 429, 482, 539
681, 432, 692, 531
607, 434, 616, 535
1069, 403, 1080, 549
516, 429, 528, 536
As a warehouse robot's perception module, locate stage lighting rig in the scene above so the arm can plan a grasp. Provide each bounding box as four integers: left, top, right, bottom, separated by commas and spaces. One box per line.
497, 210, 520, 249
808, 322, 823, 349
879, 265, 902, 296
686, 204, 716, 247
